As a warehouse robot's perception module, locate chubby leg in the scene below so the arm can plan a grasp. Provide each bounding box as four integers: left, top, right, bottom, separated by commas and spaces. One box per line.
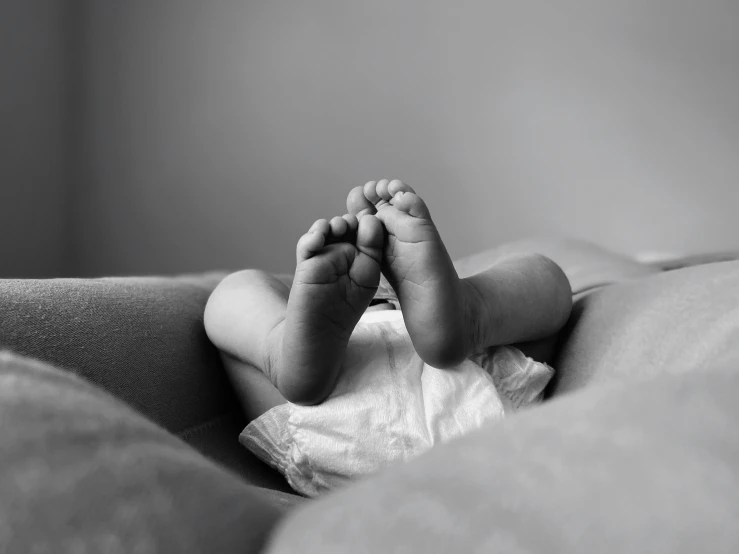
347, 180, 572, 367
461, 253, 572, 353
454, 238, 657, 364
205, 270, 292, 380
453, 237, 658, 296
204, 269, 292, 421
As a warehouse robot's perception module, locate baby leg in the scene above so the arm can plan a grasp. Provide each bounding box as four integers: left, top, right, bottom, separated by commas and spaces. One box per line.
461, 253, 572, 355
347, 179, 572, 367
454, 239, 648, 363
453, 237, 657, 296
204, 269, 291, 420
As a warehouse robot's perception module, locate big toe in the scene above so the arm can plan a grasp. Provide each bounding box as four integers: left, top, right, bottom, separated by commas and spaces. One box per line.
347, 185, 376, 218
391, 191, 432, 220
355, 214, 384, 263
387, 179, 416, 197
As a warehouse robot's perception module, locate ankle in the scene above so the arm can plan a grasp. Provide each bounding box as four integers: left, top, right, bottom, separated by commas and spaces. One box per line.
261, 319, 285, 388
409, 277, 480, 368
461, 277, 493, 356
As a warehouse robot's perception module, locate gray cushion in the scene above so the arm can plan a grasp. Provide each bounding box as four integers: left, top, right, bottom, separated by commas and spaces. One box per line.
0, 274, 296, 493
268, 352, 739, 553
0, 350, 287, 552
552, 260, 739, 396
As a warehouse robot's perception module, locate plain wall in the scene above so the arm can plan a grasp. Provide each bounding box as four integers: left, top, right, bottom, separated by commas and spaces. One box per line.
74, 0, 739, 276
0, 0, 70, 277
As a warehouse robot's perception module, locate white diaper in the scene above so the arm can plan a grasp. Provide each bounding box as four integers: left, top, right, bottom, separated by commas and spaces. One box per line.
240, 310, 553, 497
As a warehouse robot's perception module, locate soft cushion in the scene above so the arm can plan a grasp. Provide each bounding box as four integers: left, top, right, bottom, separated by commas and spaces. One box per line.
0, 350, 286, 552
0, 274, 229, 432
552, 260, 739, 395
267, 352, 739, 553
0, 274, 294, 492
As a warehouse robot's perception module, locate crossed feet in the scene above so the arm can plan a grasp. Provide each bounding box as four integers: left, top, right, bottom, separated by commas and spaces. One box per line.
278, 179, 481, 405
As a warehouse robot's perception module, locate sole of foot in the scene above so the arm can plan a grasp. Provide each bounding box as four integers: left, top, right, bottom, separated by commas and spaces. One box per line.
347, 179, 471, 368
278, 213, 385, 404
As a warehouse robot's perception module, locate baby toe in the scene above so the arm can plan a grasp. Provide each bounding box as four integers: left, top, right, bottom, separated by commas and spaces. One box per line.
387, 179, 415, 196
355, 214, 384, 263
296, 229, 326, 262
363, 180, 382, 205
376, 179, 392, 202
329, 215, 348, 239
391, 191, 432, 220
342, 213, 359, 234
308, 218, 331, 236
347, 185, 376, 217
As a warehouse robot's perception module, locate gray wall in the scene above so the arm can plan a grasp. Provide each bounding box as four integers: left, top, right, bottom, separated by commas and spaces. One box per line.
0, 0, 70, 277
12, 1, 739, 277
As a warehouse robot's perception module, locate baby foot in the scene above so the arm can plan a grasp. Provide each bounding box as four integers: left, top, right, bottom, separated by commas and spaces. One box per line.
347, 180, 471, 368
280, 213, 384, 404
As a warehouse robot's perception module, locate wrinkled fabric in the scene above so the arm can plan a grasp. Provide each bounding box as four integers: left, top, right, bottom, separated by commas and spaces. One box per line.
553, 260, 739, 396
267, 356, 739, 554
241, 310, 553, 497
0, 350, 286, 552
0, 275, 297, 492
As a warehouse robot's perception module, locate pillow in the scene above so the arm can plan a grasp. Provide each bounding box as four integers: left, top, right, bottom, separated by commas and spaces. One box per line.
0, 350, 284, 552
551, 260, 739, 396
0, 273, 296, 492
0, 274, 232, 434
266, 351, 739, 553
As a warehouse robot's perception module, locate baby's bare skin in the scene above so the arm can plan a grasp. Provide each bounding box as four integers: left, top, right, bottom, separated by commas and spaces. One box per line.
347, 180, 475, 367
274, 213, 385, 404
205, 181, 572, 407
